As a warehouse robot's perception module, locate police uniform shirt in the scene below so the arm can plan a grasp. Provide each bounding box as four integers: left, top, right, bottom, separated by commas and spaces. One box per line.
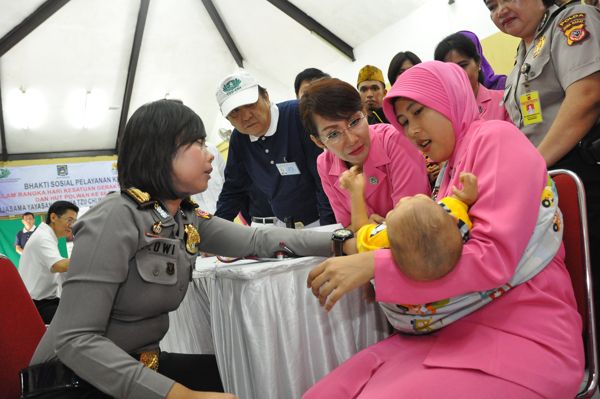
18, 223, 64, 300
30, 191, 332, 399
504, 4, 600, 145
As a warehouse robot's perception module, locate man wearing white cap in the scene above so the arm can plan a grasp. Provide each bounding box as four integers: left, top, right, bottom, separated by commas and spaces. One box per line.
215, 70, 334, 228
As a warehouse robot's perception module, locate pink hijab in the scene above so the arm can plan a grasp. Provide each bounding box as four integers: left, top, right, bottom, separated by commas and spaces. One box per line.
382, 61, 481, 149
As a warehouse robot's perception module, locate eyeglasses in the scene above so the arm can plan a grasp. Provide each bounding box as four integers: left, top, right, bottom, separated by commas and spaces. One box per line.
320, 113, 366, 145
58, 215, 77, 226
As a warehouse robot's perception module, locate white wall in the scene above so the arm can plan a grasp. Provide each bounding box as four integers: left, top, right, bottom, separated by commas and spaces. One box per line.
325, 0, 500, 86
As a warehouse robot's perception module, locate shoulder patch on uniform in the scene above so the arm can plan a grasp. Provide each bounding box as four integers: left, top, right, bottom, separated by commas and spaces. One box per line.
123, 188, 154, 208
559, 13, 589, 46
195, 209, 212, 219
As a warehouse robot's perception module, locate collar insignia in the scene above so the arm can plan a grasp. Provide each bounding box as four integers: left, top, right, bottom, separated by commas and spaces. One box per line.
533, 35, 546, 58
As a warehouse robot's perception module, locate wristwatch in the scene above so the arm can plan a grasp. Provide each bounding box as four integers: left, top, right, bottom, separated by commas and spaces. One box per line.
331, 228, 354, 256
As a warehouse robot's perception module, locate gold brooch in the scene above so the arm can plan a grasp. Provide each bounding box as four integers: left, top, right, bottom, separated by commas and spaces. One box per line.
152, 221, 162, 234
139, 351, 159, 371
184, 224, 200, 254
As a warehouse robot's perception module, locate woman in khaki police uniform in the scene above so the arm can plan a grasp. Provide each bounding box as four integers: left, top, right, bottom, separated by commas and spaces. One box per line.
23, 100, 335, 399
484, 0, 600, 323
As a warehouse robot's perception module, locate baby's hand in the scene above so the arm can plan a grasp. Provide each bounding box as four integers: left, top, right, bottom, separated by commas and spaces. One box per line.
339, 165, 365, 193
427, 162, 441, 183
451, 172, 478, 206
368, 213, 385, 225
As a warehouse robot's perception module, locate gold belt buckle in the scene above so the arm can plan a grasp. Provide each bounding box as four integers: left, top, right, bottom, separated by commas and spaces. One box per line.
139, 350, 159, 371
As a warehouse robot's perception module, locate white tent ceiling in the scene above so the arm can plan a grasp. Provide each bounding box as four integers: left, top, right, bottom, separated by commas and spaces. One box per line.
0, 0, 422, 159
0, 0, 428, 160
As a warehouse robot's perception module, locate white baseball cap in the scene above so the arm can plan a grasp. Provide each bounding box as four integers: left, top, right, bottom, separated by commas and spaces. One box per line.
216, 71, 259, 117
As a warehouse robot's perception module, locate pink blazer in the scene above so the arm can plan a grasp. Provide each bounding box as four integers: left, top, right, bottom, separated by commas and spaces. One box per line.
374, 120, 584, 398
317, 123, 430, 227
477, 84, 511, 122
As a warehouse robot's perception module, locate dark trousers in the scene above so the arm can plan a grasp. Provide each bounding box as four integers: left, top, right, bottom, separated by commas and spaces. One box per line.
33, 298, 60, 324
158, 352, 224, 392
21, 352, 224, 398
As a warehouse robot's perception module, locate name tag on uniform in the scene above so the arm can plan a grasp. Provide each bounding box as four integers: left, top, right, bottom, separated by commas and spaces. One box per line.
519, 91, 543, 126
276, 162, 301, 176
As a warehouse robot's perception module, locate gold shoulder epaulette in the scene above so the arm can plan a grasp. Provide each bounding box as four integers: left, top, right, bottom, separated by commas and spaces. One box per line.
123, 188, 155, 209
182, 197, 199, 210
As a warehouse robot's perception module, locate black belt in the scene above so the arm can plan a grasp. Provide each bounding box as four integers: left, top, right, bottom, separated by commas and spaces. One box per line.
251, 216, 277, 224
21, 352, 159, 398
21, 360, 97, 398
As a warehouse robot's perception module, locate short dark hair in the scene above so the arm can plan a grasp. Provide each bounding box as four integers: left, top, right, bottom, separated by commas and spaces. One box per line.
46, 201, 79, 224
387, 51, 422, 85
434, 32, 484, 84
294, 68, 330, 96
117, 99, 207, 200
299, 78, 363, 138
22, 212, 34, 219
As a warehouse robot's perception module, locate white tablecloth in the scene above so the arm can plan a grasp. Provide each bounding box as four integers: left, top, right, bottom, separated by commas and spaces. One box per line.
161, 256, 389, 399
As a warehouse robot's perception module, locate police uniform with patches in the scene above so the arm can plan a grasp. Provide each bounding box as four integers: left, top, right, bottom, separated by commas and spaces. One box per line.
503, 2, 600, 333
503, 4, 600, 146
28, 189, 332, 399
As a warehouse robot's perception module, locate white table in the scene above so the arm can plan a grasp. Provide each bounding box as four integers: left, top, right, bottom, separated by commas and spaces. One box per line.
161, 256, 389, 399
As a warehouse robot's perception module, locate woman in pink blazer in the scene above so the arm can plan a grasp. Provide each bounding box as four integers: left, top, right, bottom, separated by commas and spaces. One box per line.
304, 62, 583, 399
299, 78, 430, 230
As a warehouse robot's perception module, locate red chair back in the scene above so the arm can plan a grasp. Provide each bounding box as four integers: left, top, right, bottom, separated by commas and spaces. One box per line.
0, 256, 45, 399
550, 169, 598, 398
554, 172, 589, 330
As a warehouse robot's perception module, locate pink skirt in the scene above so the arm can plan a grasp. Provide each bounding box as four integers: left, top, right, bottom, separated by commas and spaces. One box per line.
302, 333, 546, 399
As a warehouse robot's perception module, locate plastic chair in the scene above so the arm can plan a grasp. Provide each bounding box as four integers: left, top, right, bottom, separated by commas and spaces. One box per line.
550, 169, 598, 398
0, 255, 45, 399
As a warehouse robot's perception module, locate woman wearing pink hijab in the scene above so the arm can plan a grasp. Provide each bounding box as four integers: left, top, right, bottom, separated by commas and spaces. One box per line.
304, 61, 583, 399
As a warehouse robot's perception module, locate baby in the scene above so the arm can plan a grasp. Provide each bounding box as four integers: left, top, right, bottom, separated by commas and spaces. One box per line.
340, 166, 477, 281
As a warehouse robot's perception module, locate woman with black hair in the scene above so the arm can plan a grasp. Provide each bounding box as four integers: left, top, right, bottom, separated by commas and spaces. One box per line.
23, 99, 335, 399
386, 51, 422, 85
434, 32, 509, 121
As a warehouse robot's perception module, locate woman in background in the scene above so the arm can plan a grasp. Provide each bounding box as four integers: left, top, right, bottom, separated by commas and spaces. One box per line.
387, 51, 422, 85
457, 30, 506, 90
434, 32, 510, 121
